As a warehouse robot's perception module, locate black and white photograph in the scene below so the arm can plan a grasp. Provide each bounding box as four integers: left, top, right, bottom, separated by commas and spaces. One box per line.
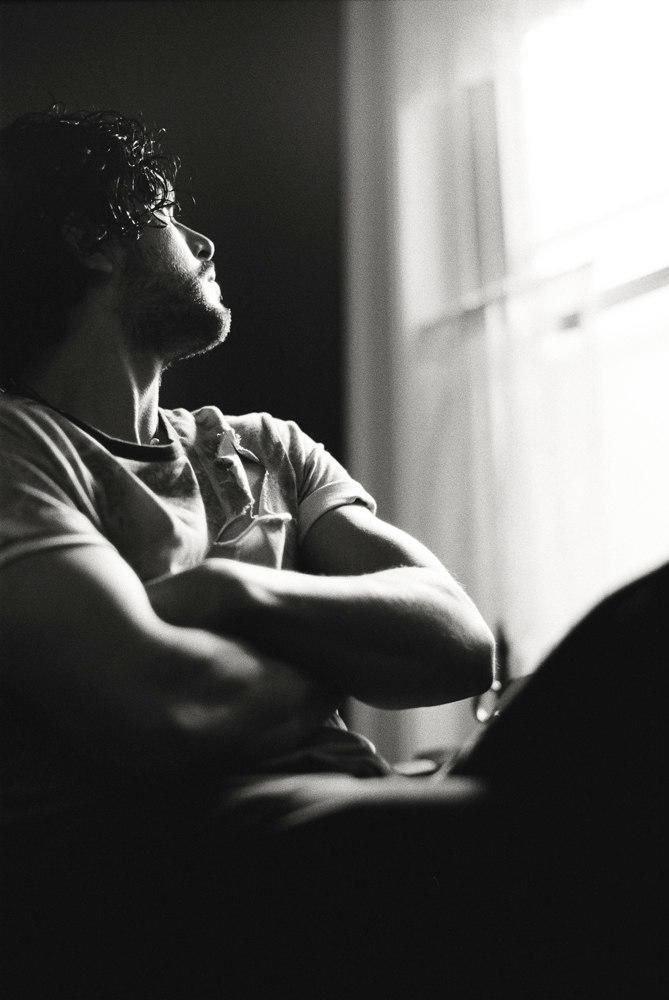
1, 1, 665, 996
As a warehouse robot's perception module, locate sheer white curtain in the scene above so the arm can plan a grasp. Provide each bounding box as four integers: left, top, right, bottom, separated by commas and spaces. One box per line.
344, 0, 669, 760
496, 0, 669, 669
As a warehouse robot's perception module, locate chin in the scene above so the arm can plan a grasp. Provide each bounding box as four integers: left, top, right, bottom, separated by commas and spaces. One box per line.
126, 269, 232, 363
166, 304, 231, 364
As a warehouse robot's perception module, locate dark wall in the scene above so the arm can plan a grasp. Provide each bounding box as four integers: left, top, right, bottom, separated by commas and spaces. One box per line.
0, 0, 345, 456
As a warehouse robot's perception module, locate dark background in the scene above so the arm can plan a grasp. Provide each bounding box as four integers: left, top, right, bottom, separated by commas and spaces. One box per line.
0, 0, 345, 457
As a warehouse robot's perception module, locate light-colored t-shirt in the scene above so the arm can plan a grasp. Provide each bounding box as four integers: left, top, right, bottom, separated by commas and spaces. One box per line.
0, 395, 392, 821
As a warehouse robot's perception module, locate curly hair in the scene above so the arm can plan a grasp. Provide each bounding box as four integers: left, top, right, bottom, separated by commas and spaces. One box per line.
0, 105, 181, 384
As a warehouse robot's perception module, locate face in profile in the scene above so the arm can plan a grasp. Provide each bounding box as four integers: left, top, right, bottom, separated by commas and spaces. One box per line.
119, 206, 231, 365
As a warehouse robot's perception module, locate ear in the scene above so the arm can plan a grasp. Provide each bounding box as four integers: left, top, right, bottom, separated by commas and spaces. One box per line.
61, 218, 114, 274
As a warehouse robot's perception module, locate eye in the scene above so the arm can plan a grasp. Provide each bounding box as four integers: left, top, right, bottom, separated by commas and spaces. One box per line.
150, 203, 176, 227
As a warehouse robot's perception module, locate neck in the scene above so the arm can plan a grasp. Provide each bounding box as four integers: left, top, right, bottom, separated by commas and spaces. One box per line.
22, 310, 164, 445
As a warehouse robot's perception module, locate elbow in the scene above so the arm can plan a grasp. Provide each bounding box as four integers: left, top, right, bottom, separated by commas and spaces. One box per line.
428, 604, 495, 705
425, 570, 495, 702
371, 617, 496, 711
461, 620, 496, 699
430, 581, 496, 703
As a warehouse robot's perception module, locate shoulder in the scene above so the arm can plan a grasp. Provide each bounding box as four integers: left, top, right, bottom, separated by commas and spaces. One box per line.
0, 392, 42, 432
0, 393, 75, 452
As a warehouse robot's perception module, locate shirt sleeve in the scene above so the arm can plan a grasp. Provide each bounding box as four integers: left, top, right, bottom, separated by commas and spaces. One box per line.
0, 403, 111, 570
271, 417, 377, 542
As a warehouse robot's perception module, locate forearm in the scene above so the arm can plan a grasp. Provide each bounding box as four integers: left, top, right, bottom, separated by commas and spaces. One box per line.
1, 547, 338, 779
149, 561, 495, 709
238, 564, 494, 708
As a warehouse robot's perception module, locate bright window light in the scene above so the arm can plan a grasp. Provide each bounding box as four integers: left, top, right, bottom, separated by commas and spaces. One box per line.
520, 0, 669, 245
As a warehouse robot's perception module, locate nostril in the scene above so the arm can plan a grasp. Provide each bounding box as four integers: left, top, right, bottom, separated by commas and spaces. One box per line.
181, 224, 214, 260
196, 235, 214, 260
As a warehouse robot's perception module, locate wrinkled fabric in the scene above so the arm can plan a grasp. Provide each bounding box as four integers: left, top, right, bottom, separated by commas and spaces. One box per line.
0, 395, 390, 823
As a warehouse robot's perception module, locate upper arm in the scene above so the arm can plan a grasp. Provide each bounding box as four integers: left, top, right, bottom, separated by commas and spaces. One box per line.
0, 543, 337, 771
0, 543, 185, 765
301, 505, 494, 701
300, 503, 447, 576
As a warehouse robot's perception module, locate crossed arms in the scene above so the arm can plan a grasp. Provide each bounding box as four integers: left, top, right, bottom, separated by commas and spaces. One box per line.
1, 504, 494, 776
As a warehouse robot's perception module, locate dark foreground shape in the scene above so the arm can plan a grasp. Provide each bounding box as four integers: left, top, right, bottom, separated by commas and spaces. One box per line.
2, 563, 665, 998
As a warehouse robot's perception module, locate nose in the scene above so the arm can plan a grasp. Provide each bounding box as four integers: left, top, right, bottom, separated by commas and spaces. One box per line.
180, 223, 215, 261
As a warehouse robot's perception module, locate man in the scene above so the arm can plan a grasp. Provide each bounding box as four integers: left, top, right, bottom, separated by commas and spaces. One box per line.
0, 107, 494, 994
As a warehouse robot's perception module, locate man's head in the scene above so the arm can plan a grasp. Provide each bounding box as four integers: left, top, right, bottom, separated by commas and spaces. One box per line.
0, 105, 230, 384
117, 194, 231, 367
